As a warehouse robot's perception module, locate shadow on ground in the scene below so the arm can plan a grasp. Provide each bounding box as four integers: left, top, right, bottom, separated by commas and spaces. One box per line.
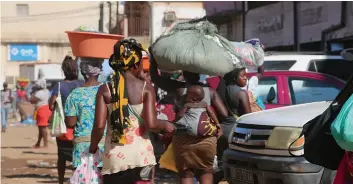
22, 151, 56, 156
1, 146, 32, 149
5, 174, 56, 179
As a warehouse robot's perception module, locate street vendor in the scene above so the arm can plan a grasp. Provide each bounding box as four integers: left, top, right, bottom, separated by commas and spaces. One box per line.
30, 79, 52, 148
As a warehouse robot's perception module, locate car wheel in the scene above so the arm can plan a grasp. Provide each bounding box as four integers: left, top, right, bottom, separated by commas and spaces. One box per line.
320, 168, 336, 184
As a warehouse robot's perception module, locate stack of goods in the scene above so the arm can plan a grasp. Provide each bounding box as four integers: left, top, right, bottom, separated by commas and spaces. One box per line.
66, 26, 124, 82
66, 25, 124, 59
150, 19, 265, 75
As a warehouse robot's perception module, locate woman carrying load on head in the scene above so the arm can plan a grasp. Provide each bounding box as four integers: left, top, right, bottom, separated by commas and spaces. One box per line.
89, 38, 176, 184
64, 57, 106, 169
149, 50, 228, 184
49, 55, 83, 184
30, 79, 52, 148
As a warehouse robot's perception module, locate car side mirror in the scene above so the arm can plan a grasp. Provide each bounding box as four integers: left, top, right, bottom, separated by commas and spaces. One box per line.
341, 48, 353, 61
266, 87, 276, 104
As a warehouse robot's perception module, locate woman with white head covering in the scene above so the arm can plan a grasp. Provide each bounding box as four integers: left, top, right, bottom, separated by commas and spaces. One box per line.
30, 78, 51, 148
64, 57, 106, 169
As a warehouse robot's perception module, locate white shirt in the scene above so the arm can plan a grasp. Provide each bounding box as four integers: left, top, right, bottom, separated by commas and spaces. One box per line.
34, 89, 50, 108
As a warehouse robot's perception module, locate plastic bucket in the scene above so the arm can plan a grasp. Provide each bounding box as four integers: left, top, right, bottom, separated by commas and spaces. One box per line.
142, 56, 150, 71
66, 31, 124, 59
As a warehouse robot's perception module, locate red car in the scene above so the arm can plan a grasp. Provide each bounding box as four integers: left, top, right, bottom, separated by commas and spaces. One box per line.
206, 71, 345, 109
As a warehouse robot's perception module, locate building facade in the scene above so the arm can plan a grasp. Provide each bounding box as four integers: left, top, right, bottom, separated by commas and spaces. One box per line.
244, 1, 353, 51
1, 1, 113, 85
150, 2, 206, 43
204, 1, 244, 42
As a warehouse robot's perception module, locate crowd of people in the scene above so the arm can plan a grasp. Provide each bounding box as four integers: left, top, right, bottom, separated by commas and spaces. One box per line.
1, 38, 265, 184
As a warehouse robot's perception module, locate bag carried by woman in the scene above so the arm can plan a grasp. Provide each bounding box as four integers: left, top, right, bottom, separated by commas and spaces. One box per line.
70, 150, 102, 184
292, 74, 353, 170
50, 82, 67, 137
331, 94, 353, 151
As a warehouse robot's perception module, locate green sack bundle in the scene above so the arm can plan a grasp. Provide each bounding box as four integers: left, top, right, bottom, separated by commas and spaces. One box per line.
151, 19, 248, 76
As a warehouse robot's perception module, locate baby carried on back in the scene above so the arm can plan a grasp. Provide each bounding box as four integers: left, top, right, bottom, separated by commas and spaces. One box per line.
174, 85, 222, 138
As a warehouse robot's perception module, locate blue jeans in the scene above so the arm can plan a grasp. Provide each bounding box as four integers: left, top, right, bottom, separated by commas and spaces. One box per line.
1, 108, 9, 129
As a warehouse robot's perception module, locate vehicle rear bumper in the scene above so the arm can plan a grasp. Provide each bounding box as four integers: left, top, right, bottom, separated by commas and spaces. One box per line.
223, 148, 325, 184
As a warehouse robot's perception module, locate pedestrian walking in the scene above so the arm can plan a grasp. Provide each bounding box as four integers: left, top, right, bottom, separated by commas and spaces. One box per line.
64, 57, 105, 169
149, 52, 228, 184
49, 55, 83, 184
30, 79, 52, 148
89, 38, 176, 184
1, 82, 13, 132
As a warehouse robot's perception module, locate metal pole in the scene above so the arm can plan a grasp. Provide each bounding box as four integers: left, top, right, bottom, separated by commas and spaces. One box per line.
107, 2, 112, 33
149, 2, 153, 44
293, 2, 300, 51
116, 1, 120, 34
99, 2, 104, 32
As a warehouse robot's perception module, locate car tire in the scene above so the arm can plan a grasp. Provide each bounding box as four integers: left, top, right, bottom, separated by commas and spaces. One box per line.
320, 168, 336, 184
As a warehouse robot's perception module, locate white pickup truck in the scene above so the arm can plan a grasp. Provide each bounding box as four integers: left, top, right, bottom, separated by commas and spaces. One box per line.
223, 101, 336, 184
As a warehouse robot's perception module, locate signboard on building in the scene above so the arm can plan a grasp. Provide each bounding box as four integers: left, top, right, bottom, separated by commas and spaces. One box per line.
299, 1, 341, 43
245, 2, 294, 48
8, 44, 39, 61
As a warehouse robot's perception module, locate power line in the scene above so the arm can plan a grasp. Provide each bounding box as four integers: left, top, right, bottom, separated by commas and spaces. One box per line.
2, 13, 101, 23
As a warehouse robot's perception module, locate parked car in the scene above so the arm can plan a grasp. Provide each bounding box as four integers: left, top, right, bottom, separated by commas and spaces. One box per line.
207, 71, 345, 109
222, 101, 335, 184
260, 52, 352, 81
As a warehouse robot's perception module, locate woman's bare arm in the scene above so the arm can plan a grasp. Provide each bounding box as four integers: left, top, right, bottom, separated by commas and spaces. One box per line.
237, 90, 252, 115
65, 117, 77, 128
143, 84, 175, 133
209, 88, 229, 121
89, 85, 108, 153
49, 94, 57, 111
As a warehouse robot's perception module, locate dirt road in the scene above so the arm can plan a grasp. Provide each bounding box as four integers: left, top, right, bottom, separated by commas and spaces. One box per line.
1, 119, 227, 184
1, 123, 61, 184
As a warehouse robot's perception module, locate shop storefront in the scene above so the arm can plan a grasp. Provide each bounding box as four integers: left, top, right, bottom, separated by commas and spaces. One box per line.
244, 2, 294, 50
244, 1, 353, 52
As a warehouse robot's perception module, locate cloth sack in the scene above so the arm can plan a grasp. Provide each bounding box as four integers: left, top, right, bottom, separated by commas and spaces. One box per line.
331, 94, 353, 151
50, 82, 67, 137
151, 19, 264, 76
159, 143, 178, 173
70, 151, 103, 184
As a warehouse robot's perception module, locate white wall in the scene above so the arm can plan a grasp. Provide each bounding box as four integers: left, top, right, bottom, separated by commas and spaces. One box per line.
151, 2, 206, 43
1, 1, 115, 83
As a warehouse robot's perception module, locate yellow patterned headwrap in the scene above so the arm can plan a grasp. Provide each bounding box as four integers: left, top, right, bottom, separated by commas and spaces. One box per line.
108, 38, 145, 144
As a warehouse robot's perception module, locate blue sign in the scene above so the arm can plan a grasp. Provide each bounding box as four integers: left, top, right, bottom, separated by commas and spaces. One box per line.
8, 44, 39, 61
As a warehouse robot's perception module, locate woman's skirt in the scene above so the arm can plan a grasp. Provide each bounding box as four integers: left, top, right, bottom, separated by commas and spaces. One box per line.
172, 135, 217, 172
56, 139, 74, 162
35, 105, 52, 127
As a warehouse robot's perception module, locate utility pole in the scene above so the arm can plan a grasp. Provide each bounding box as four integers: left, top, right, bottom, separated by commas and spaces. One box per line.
107, 2, 112, 33
116, 1, 120, 34
99, 2, 104, 32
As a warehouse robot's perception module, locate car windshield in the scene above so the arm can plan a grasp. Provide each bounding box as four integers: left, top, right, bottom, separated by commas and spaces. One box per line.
308, 59, 353, 81
287, 77, 342, 105
263, 60, 297, 71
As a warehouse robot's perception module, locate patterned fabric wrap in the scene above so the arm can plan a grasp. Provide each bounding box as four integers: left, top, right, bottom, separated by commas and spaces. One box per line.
108, 38, 145, 144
